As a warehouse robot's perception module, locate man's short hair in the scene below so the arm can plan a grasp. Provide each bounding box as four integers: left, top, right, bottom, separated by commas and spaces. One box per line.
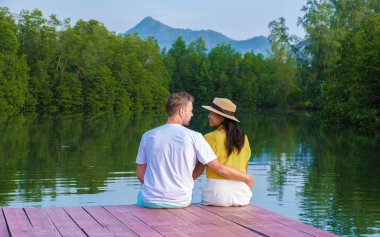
166, 92, 194, 117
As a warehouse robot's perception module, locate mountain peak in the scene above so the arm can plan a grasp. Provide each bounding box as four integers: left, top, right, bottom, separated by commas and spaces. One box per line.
126, 17, 270, 55
142, 16, 154, 21
139, 16, 160, 25
129, 16, 172, 37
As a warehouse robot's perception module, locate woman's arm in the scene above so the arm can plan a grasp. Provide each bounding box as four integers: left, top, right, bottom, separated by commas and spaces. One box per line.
207, 159, 254, 188
192, 161, 206, 179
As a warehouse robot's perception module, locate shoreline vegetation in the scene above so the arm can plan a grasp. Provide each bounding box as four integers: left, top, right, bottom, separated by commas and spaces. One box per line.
0, 1, 379, 132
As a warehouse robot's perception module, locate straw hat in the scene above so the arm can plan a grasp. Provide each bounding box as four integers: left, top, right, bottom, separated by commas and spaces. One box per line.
202, 98, 240, 122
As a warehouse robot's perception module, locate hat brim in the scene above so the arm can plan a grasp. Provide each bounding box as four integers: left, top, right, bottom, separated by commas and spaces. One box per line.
202, 105, 240, 122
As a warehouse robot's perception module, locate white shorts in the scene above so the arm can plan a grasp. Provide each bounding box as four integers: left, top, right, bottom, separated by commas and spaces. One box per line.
201, 179, 252, 206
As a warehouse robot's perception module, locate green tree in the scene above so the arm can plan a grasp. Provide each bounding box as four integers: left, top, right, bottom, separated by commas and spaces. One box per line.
17, 10, 60, 112
0, 7, 29, 113
165, 37, 211, 104
106, 35, 132, 113
298, 0, 340, 105
268, 17, 299, 108
122, 35, 169, 112
238, 52, 259, 107
166, 37, 190, 92
208, 44, 241, 99
53, 19, 84, 112
322, 13, 380, 129
70, 20, 116, 112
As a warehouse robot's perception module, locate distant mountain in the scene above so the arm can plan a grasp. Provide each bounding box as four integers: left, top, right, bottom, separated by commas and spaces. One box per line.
126, 16, 271, 55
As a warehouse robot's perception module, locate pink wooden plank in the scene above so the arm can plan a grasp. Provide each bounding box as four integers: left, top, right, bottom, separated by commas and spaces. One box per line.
189, 205, 310, 237
44, 207, 86, 237
123, 205, 237, 237
202, 205, 337, 236
119, 205, 248, 237
185, 205, 245, 227
31, 232, 62, 237
148, 224, 190, 237
0, 208, 11, 237
145, 222, 231, 237
247, 205, 338, 237
3, 208, 34, 237
104, 206, 163, 237
166, 208, 211, 225
64, 206, 114, 237
184, 205, 262, 236
167, 208, 260, 237
83, 206, 137, 237
123, 205, 189, 227
200, 205, 325, 237
24, 207, 60, 236
154, 223, 250, 237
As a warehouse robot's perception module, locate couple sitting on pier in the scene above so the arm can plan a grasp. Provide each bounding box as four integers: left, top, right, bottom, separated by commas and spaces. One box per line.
136, 92, 254, 208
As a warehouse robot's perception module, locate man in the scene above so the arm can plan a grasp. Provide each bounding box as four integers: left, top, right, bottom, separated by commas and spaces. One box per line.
136, 92, 254, 208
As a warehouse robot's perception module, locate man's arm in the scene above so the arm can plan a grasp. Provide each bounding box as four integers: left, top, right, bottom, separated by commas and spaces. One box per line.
192, 161, 206, 179
207, 159, 254, 188
136, 164, 147, 184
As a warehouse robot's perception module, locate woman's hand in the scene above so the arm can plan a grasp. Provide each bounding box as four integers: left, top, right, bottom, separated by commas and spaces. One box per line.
245, 174, 254, 189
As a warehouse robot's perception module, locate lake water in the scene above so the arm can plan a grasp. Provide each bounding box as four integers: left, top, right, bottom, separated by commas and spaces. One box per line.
0, 110, 379, 237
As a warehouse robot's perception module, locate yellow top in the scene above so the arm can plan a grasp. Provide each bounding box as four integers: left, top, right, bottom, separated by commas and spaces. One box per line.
204, 127, 251, 179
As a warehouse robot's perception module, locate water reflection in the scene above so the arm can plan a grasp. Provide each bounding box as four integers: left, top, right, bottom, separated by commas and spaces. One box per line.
0, 110, 379, 236
0, 112, 165, 207
241, 110, 380, 237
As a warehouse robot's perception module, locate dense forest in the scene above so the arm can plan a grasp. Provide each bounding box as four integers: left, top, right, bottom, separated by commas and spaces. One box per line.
0, 0, 379, 130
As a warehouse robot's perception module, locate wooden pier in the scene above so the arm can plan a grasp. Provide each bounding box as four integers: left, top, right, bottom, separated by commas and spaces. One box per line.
1, 204, 337, 237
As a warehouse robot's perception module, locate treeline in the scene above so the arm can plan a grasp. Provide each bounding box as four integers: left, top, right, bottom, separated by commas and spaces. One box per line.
1, 1, 379, 131
0, 8, 169, 114
0, 7, 296, 114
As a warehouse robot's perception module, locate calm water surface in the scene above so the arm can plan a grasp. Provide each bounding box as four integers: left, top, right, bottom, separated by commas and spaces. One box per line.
0, 110, 379, 237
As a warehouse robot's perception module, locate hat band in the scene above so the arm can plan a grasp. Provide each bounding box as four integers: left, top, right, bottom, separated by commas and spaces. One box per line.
210, 103, 236, 116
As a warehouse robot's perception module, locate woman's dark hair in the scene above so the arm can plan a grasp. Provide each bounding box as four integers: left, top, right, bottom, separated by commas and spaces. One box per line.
222, 118, 245, 156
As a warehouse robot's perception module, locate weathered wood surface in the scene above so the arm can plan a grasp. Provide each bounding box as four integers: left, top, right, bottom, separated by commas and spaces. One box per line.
0, 204, 337, 237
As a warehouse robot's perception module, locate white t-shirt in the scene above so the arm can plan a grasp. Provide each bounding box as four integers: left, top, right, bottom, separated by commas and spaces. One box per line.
136, 124, 217, 206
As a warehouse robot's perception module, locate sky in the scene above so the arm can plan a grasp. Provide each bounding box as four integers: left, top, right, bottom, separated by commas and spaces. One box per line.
2, 0, 306, 40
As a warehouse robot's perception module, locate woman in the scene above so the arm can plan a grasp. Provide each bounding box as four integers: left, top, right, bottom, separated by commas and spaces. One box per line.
193, 97, 253, 206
